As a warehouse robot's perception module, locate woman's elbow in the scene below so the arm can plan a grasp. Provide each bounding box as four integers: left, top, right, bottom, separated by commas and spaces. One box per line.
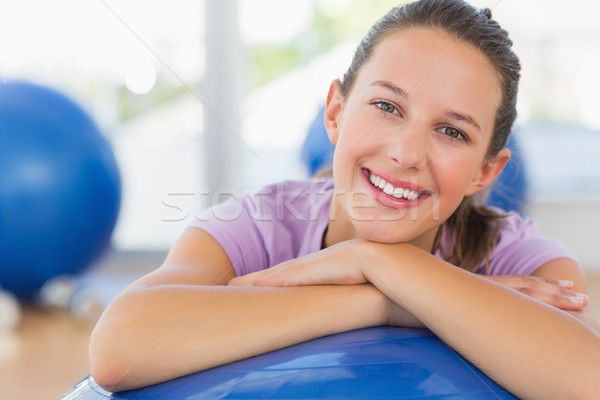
89, 357, 126, 393
88, 322, 139, 393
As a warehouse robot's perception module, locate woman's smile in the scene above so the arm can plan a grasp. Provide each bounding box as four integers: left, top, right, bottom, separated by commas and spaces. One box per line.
360, 167, 432, 210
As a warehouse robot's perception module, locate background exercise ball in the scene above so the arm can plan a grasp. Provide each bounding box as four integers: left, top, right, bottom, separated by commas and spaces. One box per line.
0, 81, 121, 298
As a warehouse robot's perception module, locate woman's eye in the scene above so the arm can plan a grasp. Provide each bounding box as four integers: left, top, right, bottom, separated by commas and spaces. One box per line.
439, 126, 465, 141
374, 101, 397, 114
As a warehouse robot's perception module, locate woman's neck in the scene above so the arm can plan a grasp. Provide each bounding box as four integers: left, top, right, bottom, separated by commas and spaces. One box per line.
323, 197, 360, 248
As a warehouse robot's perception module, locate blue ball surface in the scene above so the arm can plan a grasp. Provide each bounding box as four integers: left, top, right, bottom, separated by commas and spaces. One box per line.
61, 327, 517, 399
0, 81, 120, 297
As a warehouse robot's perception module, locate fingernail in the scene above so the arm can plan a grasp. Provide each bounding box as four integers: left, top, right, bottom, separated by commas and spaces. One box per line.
557, 280, 574, 287
568, 296, 584, 304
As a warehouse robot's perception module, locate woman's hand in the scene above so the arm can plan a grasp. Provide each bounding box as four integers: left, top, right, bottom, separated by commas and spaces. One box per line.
228, 239, 590, 315
228, 239, 369, 287
228, 239, 427, 329
481, 275, 589, 311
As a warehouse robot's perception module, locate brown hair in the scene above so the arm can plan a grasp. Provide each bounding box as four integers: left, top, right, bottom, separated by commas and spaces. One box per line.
340, 0, 521, 272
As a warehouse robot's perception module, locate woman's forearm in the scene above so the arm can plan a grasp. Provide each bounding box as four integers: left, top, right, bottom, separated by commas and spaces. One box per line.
362, 243, 600, 400
89, 283, 389, 392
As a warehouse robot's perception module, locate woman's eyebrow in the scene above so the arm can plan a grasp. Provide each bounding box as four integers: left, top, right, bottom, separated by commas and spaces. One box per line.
371, 80, 409, 99
444, 110, 481, 132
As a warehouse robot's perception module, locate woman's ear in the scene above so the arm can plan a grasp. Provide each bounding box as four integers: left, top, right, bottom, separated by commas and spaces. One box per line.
324, 79, 344, 145
466, 148, 511, 196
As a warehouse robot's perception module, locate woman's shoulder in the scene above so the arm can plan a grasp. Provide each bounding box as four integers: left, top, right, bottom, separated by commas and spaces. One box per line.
190, 177, 334, 275
485, 209, 578, 276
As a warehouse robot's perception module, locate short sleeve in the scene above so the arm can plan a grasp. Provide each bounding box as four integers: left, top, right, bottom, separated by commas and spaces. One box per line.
484, 213, 579, 276
190, 192, 269, 277
189, 179, 333, 277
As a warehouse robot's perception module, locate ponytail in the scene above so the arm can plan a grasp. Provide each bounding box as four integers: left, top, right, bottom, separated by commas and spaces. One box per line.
432, 195, 506, 273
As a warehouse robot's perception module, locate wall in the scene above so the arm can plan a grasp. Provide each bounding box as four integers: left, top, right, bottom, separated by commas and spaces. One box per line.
530, 201, 600, 272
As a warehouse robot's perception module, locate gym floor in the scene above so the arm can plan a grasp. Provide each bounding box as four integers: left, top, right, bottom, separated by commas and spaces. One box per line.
2, 254, 600, 400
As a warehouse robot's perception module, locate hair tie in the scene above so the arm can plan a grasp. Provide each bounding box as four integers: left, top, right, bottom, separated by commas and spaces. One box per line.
482, 8, 492, 19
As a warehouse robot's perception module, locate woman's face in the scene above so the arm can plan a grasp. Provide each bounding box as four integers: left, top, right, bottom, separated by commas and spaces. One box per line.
325, 27, 509, 249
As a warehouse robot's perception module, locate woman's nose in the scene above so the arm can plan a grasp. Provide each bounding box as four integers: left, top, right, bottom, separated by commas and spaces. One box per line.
386, 125, 428, 170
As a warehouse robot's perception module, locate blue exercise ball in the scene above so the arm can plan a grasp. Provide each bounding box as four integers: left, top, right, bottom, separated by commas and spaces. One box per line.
61, 327, 518, 399
0, 81, 121, 297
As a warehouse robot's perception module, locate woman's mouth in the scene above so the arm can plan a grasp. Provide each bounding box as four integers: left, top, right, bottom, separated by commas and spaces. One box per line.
364, 169, 427, 201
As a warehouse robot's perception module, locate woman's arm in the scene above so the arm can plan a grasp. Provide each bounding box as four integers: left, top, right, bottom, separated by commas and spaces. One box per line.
89, 229, 397, 392
232, 240, 600, 400
362, 246, 600, 400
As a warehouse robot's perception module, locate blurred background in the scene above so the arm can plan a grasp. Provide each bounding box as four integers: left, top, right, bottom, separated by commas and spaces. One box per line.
2, 0, 600, 256
1, 0, 599, 398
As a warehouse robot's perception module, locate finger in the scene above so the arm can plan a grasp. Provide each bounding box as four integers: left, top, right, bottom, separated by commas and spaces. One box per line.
514, 282, 581, 301
525, 279, 578, 297
227, 276, 251, 286
251, 262, 325, 287
533, 277, 575, 289
554, 279, 575, 288
485, 275, 573, 294
549, 293, 588, 311
516, 287, 589, 310
228, 260, 303, 287
228, 269, 272, 286
249, 272, 292, 287
252, 258, 365, 287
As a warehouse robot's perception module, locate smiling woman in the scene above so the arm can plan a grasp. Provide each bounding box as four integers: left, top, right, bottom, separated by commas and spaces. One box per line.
88, 1, 600, 398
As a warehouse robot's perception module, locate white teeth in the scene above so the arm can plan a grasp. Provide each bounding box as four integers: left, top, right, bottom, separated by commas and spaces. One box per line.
368, 172, 420, 200
383, 183, 394, 195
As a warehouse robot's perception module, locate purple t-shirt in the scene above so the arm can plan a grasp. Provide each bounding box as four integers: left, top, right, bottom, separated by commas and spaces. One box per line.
191, 178, 577, 277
